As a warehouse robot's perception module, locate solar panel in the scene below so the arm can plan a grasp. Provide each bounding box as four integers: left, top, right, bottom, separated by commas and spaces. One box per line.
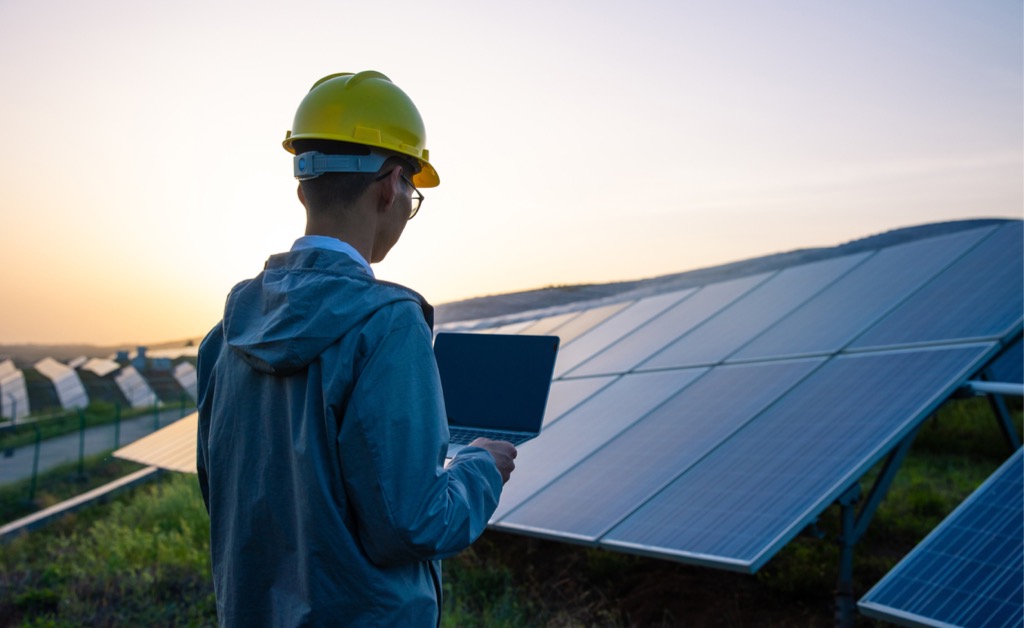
542, 376, 616, 427
564, 273, 770, 378
174, 362, 198, 402
115, 366, 156, 408
602, 343, 996, 572
33, 357, 89, 410
79, 358, 121, 377
638, 253, 870, 371
0, 360, 30, 421
851, 222, 1024, 350
553, 290, 695, 378
732, 227, 997, 361
519, 311, 584, 336
547, 301, 633, 347
496, 358, 824, 541
114, 412, 200, 473
859, 448, 1023, 628
490, 368, 706, 522
480, 320, 536, 334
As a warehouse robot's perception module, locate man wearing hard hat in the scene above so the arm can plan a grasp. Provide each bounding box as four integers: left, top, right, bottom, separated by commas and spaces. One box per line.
196, 71, 516, 626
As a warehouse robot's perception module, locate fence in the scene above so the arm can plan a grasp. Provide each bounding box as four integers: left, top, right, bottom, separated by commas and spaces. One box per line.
0, 393, 195, 505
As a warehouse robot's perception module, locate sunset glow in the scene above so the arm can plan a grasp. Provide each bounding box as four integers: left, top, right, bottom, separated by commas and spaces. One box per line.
0, 0, 1020, 345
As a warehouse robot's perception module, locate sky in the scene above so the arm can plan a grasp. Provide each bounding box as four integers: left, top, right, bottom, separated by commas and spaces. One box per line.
0, 0, 1020, 346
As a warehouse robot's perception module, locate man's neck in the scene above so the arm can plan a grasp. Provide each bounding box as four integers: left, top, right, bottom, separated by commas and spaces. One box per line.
305, 217, 375, 265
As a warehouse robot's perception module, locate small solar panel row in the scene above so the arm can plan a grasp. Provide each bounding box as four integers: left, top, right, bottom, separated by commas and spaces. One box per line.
858, 448, 1023, 628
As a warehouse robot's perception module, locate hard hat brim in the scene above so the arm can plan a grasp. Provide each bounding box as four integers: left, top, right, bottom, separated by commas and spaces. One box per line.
412, 162, 439, 188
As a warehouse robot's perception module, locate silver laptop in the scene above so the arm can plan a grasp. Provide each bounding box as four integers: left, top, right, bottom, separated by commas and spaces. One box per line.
434, 332, 559, 457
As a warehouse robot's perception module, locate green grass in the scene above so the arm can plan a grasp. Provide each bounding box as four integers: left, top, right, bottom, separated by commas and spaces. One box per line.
0, 396, 1019, 626
1, 473, 215, 626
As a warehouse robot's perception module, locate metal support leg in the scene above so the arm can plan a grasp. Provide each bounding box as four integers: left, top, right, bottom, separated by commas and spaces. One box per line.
835, 484, 860, 628
987, 393, 1021, 451
833, 425, 920, 627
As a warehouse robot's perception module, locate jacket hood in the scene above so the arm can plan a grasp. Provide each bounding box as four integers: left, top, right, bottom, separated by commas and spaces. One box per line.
222, 248, 428, 376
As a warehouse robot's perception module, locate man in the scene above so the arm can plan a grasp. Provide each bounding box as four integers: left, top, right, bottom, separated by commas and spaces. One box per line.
196, 71, 517, 627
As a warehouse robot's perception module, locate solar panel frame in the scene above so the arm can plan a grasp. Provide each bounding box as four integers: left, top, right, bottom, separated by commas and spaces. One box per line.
984, 335, 1023, 385
858, 449, 1023, 628
601, 343, 999, 573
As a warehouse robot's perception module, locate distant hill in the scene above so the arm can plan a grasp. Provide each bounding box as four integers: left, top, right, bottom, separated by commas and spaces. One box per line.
434, 218, 1015, 324
1, 219, 1014, 364
0, 337, 202, 367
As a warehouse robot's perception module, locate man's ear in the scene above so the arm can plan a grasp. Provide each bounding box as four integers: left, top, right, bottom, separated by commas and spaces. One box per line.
297, 183, 307, 208
377, 166, 402, 213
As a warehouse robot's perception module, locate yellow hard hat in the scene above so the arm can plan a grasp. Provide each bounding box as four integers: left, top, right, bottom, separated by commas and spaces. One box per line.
283, 71, 439, 188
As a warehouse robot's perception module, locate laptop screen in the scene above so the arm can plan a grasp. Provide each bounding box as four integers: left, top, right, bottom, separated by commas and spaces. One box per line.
433, 332, 559, 432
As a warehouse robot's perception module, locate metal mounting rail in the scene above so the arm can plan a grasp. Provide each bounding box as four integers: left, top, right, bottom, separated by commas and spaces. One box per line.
961, 380, 1024, 397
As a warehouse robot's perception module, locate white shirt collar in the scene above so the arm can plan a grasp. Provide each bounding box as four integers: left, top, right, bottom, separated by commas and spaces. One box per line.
290, 235, 375, 278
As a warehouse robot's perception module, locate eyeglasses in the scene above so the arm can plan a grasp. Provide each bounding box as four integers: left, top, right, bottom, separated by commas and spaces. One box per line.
376, 169, 424, 219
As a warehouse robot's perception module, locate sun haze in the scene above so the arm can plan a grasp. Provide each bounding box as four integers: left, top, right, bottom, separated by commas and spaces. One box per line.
0, 0, 1020, 345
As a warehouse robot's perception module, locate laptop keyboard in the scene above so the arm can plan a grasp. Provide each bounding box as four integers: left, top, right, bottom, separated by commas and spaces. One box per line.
449, 429, 533, 446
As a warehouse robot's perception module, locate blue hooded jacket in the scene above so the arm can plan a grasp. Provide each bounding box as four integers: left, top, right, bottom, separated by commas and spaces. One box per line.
196, 248, 503, 627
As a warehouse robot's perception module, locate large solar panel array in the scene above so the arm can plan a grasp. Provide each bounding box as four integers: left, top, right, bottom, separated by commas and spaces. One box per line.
434, 221, 1023, 575
858, 448, 1023, 628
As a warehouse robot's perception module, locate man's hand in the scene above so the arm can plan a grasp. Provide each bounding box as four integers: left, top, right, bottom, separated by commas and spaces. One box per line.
468, 438, 517, 484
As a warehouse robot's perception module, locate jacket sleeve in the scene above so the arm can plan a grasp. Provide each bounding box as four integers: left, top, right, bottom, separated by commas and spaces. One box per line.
338, 314, 503, 567
195, 325, 222, 515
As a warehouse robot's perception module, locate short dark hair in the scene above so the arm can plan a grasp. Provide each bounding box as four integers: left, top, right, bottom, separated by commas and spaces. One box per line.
293, 139, 418, 212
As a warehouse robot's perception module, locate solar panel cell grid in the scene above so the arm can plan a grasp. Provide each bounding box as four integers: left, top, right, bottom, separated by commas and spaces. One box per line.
554, 290, 695, 378
547, 301, 633, 347
518, 311, 583, 336
542, 376, 616, 427
490, 368, 706, 522
498, 359, 824, 541
859, 449, 1023, 628
566, 273, 770, 378
851, 222, 1024, 350
732, 227, 997, 362
638, 252, 871, 371
480, 320, 536, 334
602, 344, 994, 571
